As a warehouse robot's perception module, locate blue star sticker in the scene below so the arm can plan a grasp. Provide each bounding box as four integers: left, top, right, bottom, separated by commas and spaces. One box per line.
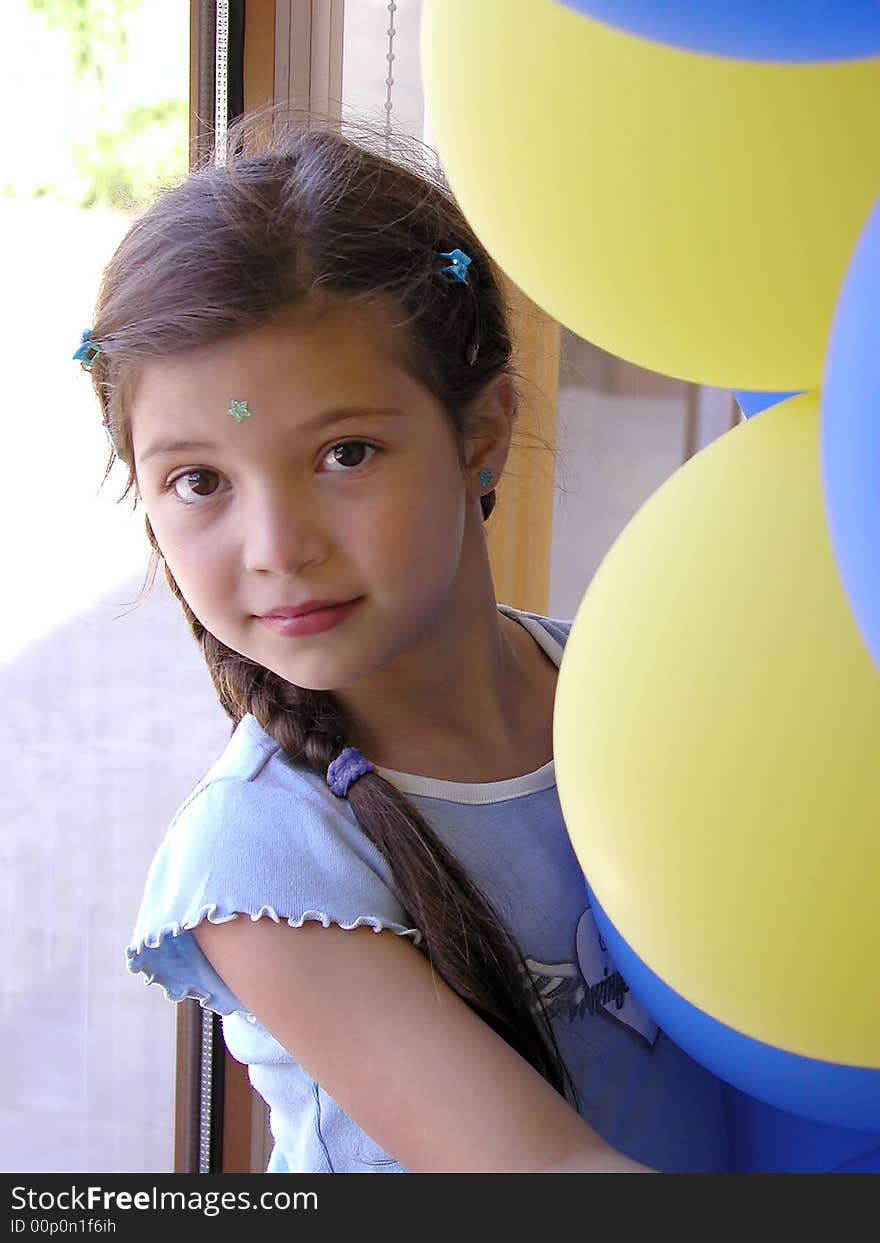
438, 248, 472, 284
227, 400, 251, 423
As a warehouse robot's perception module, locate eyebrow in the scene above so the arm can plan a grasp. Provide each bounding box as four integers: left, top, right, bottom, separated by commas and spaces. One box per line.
138, 406, 406, 464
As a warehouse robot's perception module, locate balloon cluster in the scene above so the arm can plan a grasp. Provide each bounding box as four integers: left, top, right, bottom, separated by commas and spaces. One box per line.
422, 0, 880, 1171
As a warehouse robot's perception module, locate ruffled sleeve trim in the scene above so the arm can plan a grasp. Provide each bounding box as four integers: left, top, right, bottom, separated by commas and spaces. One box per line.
126, 904, 422, 1013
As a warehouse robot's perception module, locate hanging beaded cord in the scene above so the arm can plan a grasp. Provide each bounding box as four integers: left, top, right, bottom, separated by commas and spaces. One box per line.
381, 6, 478, 360
384, 1, 397, 154
214, 0, 229, 169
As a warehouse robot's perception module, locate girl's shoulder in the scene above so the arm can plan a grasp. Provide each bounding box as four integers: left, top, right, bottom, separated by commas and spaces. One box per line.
496, 603, 574, 650
195, 711, 291, 786
125, 714, 418, 1015
156, 715, 341, 860
171, 713, 365, 841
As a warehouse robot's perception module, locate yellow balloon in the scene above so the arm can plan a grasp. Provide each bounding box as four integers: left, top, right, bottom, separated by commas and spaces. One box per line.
553, 393, 880, 1066
421, 0, 880, 390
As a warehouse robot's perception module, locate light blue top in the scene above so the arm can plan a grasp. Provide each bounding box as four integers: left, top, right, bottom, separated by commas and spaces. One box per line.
126, 604, 730, 1173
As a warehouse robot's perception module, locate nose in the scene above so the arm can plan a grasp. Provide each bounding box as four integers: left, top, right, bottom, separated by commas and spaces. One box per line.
241, 480, 330, 576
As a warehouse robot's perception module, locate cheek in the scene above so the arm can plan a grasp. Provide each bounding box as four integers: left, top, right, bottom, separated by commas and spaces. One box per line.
375, 479, 465, 583
148, 513, 235, 609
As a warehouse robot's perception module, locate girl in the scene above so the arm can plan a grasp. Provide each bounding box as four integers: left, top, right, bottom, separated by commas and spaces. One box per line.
84, 118, 729, 1173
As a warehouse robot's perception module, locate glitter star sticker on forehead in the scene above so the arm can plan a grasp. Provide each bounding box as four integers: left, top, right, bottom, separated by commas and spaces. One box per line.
227, 399, 252, 423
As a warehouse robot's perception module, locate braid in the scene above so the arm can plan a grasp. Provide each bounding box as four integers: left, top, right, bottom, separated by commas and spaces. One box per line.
147, 520, 574, 1105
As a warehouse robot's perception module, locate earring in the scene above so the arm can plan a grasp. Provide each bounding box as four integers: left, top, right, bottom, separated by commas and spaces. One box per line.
478, 468, 493, 488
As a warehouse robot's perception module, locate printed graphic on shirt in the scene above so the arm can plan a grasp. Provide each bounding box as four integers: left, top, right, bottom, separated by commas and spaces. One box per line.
522, 907, 658, 1049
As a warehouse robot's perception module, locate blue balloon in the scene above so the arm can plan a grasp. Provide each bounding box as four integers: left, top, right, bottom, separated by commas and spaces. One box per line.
833, 1146, 880, 1173
555, 2, 880, 63
587, 884, 880, 1133
725, 1087, 880, 1173
821, 194, 880, 675
732, 390, 801, 418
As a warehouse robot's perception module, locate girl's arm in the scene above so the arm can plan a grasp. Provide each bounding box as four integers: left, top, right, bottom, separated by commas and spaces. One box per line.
191, 917, 654, 1173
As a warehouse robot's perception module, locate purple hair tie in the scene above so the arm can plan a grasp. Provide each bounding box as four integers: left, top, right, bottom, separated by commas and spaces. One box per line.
327, 747, 375, 798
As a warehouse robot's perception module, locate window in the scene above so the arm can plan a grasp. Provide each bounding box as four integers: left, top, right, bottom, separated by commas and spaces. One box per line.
1, 0, 212, 1174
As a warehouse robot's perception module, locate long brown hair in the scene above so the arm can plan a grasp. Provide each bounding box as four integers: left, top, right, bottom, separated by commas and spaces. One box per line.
88, 112, 574, 1103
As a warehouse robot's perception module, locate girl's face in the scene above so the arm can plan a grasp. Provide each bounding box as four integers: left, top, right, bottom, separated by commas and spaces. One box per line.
130, 304, 480, 692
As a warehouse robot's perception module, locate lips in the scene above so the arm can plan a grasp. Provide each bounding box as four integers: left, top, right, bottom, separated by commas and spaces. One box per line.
260, 599, 354, 619
255, 598, 362, 637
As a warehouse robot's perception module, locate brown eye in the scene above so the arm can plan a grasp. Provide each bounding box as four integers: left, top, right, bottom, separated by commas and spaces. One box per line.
324, 442, 377, 471
171, 470, 222, 502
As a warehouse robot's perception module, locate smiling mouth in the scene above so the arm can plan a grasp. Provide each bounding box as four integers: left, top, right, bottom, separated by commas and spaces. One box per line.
260, 598, 356, 619
255, 598, 362, 636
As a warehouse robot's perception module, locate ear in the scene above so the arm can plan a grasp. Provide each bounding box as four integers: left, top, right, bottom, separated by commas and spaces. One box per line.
462, 375, 517, 497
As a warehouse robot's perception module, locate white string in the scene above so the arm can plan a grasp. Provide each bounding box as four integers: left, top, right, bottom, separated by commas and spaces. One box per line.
215, 0, 229, 168
384, 1, 397, 153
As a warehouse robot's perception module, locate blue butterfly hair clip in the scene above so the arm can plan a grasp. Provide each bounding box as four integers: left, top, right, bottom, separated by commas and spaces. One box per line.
436, 248, 481, 365
73, 328, 102, 371
437, 248, 472, 284
72, 328, 115, 447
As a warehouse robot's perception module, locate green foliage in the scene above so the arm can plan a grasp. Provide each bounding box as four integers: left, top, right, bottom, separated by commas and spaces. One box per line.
74, 99, 189, 210
22, 0, 188, 210
26, 0, 134, 85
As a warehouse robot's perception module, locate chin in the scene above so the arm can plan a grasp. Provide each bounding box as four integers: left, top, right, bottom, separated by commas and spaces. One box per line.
259, 657, 353, 696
